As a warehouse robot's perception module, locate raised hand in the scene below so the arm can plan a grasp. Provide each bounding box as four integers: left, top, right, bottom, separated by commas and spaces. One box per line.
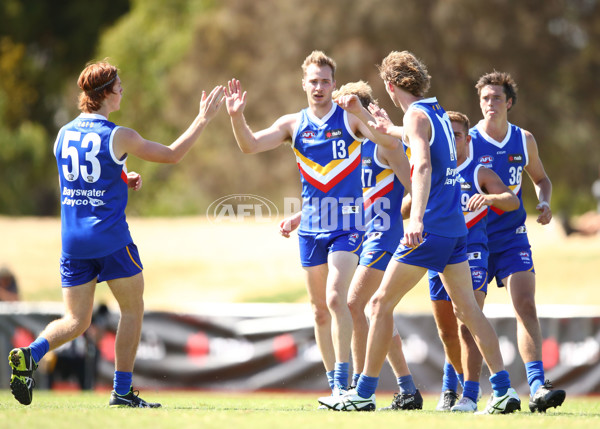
368, 104, 395, 135
334, 94, 363, 115
199, 85, 225, 121
225, 79, 248, 116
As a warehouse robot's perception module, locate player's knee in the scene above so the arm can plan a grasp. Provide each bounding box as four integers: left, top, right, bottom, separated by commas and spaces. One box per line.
311, 303, 331, 326
347, 295, 367, 318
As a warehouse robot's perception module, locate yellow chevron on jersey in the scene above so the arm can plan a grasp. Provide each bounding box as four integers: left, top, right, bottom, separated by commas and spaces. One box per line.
293, 140, 361, 189
363, 169, 394, 203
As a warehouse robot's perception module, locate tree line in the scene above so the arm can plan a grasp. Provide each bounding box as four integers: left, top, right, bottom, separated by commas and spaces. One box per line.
1, 0, 598, 217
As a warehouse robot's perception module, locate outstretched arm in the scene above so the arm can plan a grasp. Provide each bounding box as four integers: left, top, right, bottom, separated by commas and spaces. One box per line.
225, 79, 292, 154
114, 85, 225, 163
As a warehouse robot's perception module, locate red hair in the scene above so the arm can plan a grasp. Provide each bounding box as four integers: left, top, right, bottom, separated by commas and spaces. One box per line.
77, 61, 118, 113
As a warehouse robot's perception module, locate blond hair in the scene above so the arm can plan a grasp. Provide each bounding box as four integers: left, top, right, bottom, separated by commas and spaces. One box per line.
447, 111, 470, 134
333, 80, 376, 109
301, 50, 336, 79
378, 51, 431, 97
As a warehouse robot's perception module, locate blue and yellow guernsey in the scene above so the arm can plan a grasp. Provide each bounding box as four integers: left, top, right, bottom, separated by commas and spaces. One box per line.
361, 139, 404, 253
469, 121, 528, 252
54, 113, 133, 259
457, 157, 488, 255
291, 103, 364, 233
405, 98, 467, 238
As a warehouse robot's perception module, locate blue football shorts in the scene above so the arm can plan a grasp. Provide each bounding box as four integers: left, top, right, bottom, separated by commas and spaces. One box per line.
488, 244, 535, 287
359, 249, 392, 271
393, 232, 468, 272
60, 243, 143, 287
428, 264, 489, 301
298, 228, 364, 267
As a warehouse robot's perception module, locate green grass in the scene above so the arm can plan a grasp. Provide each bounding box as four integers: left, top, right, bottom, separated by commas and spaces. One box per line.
1, 390, 598, 429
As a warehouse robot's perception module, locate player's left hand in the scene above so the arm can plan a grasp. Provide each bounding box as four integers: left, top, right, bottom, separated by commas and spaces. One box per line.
536, 202, 552, 225
127, 171, 142, 191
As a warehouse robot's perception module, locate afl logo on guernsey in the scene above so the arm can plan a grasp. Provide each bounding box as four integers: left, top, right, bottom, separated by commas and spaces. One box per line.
301, 131, 316, 139
508, 154, 523, 163
479, 155, 494, 165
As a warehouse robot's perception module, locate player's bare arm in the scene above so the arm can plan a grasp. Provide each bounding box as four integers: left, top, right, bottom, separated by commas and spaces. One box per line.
225, 79, 294, 154
335, 94, 399, 150
523, 130, 553, 225
402, 108, 432, 247
114, 85, 224, 162
378, 143, 412, 193
468, 167, 519, 212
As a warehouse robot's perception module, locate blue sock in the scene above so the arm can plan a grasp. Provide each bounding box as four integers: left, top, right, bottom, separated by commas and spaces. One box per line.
326, 370, 335, 391
113, 371, 133, 396
334, 362, 349, 390
29, 337, 50, 364
397, 374, 416, 395
463, 380, 480, 402
489, 370, 510, 397
525, 360, 544, 397
457, 373, 465, 389
352, 373, 360, 388
356, 374, 378, 398
442, 361, 458, 392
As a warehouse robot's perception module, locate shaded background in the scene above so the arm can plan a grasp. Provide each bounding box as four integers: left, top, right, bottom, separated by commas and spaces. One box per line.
1, 0, 599, 218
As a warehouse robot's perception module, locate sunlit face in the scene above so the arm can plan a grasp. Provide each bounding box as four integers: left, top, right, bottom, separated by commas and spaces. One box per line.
302, 64, 335, 107
451, 120, 471, 162
479, 84, 511, 120
105, 75, 123, 112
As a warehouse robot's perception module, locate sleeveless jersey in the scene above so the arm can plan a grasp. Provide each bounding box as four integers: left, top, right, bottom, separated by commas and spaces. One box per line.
404, 98, 467, 238
54, 113, 133, 259
469, 121, 529, 252
292, 103, 364, 233
457, 157, 488, 255
361, 140, 404, 253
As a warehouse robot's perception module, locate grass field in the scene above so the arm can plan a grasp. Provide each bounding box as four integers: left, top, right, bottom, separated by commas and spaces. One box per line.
1, 215, 599, 313
0, 390, 598, 429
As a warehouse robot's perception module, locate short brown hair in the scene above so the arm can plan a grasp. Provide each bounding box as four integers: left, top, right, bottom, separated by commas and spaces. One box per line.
77, 61, 119, 113
447, 111, 470, 134
333, 80, 376, 109
301, 50, 336, 79
475, 71, 518, 110
378, 51, 431, 97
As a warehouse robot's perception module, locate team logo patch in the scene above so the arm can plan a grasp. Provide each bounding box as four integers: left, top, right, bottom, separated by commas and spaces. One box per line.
479, 155, 494, 165
325, 129, 343, 139
508, 154, 523, 163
